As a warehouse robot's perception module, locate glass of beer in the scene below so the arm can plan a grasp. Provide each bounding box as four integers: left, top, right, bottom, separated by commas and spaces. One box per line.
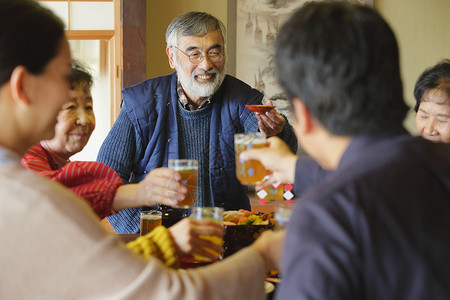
274, 203, 293, 230
140, 210, 162, 236
168, 159, 198, 208
234, 132, 267, 185
191, 207, 224, 261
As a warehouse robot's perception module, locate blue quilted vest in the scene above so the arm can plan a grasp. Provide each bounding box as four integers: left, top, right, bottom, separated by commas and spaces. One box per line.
122, 72, 263, 210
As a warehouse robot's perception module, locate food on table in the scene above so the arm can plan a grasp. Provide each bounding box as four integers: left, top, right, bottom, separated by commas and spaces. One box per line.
223, 209, 276, 226
222, 209, 275, 258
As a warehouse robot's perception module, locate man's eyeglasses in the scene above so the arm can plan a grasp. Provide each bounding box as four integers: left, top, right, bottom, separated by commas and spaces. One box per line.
172, 46, 224, 64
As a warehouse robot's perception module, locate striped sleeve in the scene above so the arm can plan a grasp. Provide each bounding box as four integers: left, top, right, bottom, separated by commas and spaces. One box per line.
22, 144, 123, 219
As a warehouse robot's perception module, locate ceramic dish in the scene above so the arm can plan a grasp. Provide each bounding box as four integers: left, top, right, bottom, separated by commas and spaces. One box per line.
245, 105, 275, 113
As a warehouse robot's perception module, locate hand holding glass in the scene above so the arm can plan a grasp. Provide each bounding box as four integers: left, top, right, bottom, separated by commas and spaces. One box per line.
168, 159, 198, 208
235, 132, 268, 185
190, 207, 224, 261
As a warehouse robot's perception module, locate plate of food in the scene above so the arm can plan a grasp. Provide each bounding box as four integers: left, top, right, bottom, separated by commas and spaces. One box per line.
222, 210, 275, 258
245, 105, 275, 113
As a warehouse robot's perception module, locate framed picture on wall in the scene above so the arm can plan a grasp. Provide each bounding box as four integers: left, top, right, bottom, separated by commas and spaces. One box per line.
226, 0, 373, 119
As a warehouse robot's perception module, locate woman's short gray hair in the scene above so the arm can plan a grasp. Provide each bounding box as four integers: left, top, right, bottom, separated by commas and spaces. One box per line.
166, 11, 226, 48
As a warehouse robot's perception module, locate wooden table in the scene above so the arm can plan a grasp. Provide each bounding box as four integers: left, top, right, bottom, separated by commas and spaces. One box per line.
100, 189, 285, 233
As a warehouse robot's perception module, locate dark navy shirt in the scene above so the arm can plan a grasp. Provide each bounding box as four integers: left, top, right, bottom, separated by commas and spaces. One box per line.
294, 156, 331, 196
276, 132, 450, 300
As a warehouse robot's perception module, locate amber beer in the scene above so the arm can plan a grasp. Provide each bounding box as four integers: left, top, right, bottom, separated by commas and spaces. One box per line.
234, 132, 267, 185
140, 210, 162, 236
191, 207, 224, 261
168, 159, 198, 208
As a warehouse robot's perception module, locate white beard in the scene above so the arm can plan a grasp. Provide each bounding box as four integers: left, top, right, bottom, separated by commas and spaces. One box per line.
174, 57, 225, 98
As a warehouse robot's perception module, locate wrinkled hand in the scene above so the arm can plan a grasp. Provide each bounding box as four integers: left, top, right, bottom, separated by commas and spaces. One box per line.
240, 136, 297, 190
255, 100, 286, 137
250, 230, 285, 271
137, 167, 187, 207
168, 218, 225, 259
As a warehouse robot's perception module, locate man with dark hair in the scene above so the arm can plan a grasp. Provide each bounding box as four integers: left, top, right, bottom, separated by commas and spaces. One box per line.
98, 11, 297, 234
241, 1, 450, 299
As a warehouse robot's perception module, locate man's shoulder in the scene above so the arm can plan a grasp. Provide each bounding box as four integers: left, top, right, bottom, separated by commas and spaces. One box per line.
301, 136, 449, 206
121, 73, 176, 110
122, 73, 175, 98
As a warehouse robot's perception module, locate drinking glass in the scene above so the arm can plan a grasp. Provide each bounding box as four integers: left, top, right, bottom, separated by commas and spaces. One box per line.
234, 132, 267, 185
140, 210, 162, 236
168, 159, 198, 208
274, 203, 292, 230
190, 207, 224, 261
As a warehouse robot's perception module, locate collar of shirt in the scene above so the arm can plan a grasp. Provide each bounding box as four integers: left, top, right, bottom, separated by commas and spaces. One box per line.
40, 141, 70, 170
176, 80, 211, 111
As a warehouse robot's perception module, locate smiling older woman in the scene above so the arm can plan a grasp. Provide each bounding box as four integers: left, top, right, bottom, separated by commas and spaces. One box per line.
21, 60, 189, 218
414, 59, 450, 143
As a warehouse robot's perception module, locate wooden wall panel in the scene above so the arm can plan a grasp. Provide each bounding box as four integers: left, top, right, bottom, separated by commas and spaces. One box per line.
122, 0, 146, 89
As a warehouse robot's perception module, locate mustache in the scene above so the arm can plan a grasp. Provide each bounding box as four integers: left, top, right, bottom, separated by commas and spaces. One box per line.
192, 68, 218, 77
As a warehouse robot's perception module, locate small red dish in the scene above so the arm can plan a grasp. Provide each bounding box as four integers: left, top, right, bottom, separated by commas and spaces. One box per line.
245, 105, 275, 113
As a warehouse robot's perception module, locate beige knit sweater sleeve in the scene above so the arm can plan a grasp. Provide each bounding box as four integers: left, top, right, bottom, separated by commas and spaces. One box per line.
1, 159, 267, 300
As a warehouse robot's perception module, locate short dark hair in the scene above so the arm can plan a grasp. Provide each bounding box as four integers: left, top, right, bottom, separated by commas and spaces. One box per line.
275, 1, 408, 135
70, 59, 94, 90
413, 59, 450, 112
0, 0, 65, 87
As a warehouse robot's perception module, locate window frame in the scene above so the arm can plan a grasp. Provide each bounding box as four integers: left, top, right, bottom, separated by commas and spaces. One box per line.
37, 0, 122, 125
